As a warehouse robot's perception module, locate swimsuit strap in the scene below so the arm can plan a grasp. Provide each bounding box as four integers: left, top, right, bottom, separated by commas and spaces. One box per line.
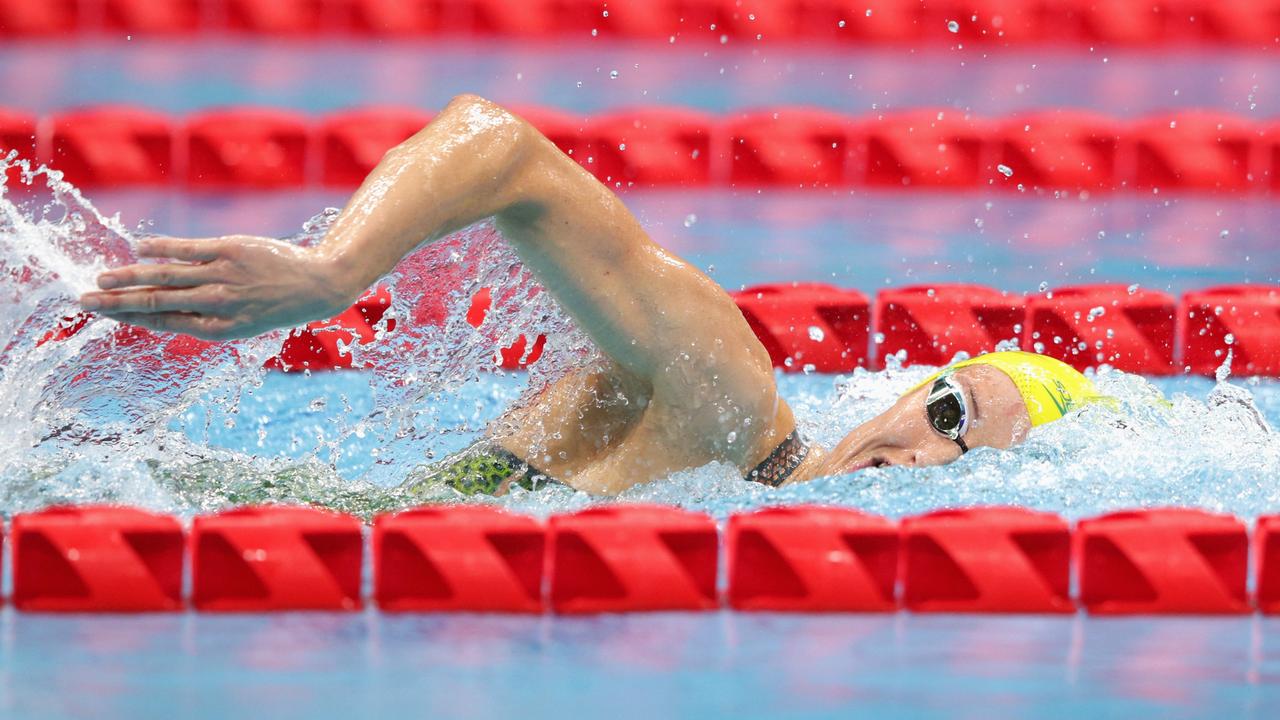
746, 431, 810, 488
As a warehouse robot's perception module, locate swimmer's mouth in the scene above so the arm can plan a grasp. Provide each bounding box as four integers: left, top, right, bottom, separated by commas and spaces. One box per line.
844, 457, 892, 474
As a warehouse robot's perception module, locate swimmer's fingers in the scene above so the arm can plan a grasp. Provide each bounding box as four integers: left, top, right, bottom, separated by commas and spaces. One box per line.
135, 237, 225, 262
80, 286, 232, 315
107, 312, 239, 341
96, 260, 220, 291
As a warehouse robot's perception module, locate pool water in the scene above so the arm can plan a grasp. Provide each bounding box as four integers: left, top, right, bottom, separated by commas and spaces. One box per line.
5, 610, 1279, 720
3, 29, 1280, 720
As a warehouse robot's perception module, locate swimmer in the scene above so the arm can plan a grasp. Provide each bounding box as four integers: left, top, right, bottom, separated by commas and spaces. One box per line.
79, 95, 1102, 496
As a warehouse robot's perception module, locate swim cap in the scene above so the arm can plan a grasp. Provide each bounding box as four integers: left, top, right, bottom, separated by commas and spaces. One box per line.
913, 351, 1101, 426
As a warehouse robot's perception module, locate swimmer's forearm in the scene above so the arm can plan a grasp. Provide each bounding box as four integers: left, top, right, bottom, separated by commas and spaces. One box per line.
315, 94, 541, 300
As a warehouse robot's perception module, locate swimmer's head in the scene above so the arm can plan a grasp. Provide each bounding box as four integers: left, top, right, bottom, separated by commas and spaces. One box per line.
816, 351, 1100, 476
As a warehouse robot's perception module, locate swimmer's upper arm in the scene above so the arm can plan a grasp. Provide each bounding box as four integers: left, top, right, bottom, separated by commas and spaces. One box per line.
492, 104, 776, 412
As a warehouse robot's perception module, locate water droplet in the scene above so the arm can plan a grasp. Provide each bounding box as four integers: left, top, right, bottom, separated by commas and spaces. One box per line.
726, 431, 737, 444
683, 213, 698, 227
1127, 283, 1140, 295
618, 143, 626, 151
808, 326, 826, 342
866, 8, 873, 16
997, 164, 1013, 177
609, 70, 619, 79
947, 20, 959, 32
1225, 333, 1236, 345
1038, 281, 1049, 293
1220, 229, 1230, 238
838, 20, 846, 28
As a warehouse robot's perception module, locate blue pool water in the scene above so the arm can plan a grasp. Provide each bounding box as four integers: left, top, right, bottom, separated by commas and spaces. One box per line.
4, 32, 1280, 720
4, 610, 1280, 720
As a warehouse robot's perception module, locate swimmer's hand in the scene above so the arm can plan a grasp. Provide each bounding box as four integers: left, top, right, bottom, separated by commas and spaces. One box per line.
79, 235, 357, 341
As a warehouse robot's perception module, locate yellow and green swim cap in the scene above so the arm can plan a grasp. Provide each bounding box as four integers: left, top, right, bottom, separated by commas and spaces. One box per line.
914, 351, 1101, 426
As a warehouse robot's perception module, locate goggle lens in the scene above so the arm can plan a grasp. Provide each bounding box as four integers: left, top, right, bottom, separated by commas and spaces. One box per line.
926, 376, 967, 441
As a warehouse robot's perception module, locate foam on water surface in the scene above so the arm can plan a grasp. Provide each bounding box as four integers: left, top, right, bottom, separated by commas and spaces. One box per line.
1, 159, 1278, 521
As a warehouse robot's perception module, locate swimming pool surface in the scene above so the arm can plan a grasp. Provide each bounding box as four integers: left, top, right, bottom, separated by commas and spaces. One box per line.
4, 29, 1280, 720
4, 609, 1279, 720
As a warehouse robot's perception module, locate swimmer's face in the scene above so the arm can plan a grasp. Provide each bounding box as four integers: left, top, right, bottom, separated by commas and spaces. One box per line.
821, 364, 1032, 475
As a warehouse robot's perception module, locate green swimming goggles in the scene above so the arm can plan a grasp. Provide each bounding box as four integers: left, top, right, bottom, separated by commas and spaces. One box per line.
925, 373, 970, 454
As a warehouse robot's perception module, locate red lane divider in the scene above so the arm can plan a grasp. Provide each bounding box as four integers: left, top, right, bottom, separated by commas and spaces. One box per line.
0, 0, 78, 36
856, 110, 993, 189
12, 105, 1280, 193
901, 507, 1073, 613
31, 274, 1279, 377
223, 0, 326, 35
319, 107, 432, 187
1256, 514, 1280, 615
589, 108, 715, 189
548, 505, 718, 613
11, 506, 184, 612
1121, 112, 1264, 192
192, 506, 364, 611
0, 109, 35, 185
726, 108, 854, 188
18, 0, 1280, 46
103, 0, 201, 34
346, 0, 446, 35
374, 506, 545, 613
726, 506, 898, 612
1076, 508, 1250, 615
1025, 284, 1177, 375
186, 108, 311, 188
874, 284, 1026, 369
997, 111, 1119, 191
732, 283, 870, 373
5, 503, 1280, 613
1180, 285, 1280, 377
44, 107, 173, 187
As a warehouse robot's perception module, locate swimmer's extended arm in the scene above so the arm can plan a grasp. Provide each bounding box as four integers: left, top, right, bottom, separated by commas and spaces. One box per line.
83, 95, 782, 449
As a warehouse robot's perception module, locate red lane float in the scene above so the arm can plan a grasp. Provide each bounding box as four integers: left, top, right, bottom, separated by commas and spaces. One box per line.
223, 0, 327, 34
855, 110, 994, 188
45, 107, 173, 187
726, 506, 898, 612
594, 0, 726, 39
997, 111, 1119, 191
1025, 284, 1177, 374
548, 505, 718, 613
320, 107, 432, 187
1256, 514, 1280, 614
0, 0, 77, 36
192, 506, 364, 611
799, 0, 929, 42
11, 506, 184, 612
464, 0, 576, 37
588, 108, 715, 188
874, 284, 1026, 368
374, 506, 545, 613
10, 104, 1280, 193
726, 108, 854, 188
1179, 285, 1280, 377
733, 283, 870, 372
0, 109, 35, 185
901, 507, 1073, 613
1121, 112, 1264, 192
186, 109, 311, 188
1076, 508, 1249, 615
103, 0, 202, 34
345, 0, 446, 35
